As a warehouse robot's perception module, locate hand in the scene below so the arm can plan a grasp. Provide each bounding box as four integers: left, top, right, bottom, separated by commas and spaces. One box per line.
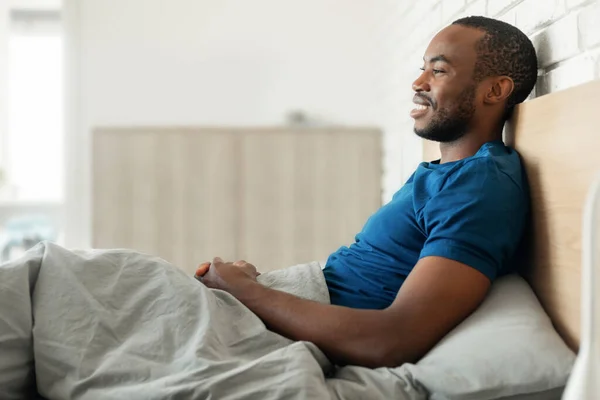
195, 257, 260, 296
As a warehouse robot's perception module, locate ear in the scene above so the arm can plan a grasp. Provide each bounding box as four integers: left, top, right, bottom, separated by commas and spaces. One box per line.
483, 76, 514, 105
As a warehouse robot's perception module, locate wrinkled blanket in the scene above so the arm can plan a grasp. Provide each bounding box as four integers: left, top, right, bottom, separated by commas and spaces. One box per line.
0, 242, 426, 400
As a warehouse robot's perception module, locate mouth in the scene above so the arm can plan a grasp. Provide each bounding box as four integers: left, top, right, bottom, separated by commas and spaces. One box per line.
410, 103, 431, 119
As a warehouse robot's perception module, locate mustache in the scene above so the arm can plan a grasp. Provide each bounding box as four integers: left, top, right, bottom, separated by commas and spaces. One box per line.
413, 93, 437, 110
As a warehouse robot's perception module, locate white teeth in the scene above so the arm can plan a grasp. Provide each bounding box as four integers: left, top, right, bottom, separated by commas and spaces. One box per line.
415, 104, 428, 110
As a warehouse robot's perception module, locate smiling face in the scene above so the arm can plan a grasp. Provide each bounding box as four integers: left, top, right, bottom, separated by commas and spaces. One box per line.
411, 25, 485, 142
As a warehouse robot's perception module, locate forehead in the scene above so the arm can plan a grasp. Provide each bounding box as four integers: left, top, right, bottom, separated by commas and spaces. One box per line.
423, 24, 484, 67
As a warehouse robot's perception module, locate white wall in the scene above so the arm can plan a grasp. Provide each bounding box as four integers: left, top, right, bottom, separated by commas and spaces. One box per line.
10, 0, 61, 10
64, 0, 378, 248
372, 0, 600, 201
66, 0, 600, 248
0, 1, 8, 168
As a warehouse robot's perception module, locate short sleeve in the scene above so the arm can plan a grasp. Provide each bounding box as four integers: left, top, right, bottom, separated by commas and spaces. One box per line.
418, 159, 526, 281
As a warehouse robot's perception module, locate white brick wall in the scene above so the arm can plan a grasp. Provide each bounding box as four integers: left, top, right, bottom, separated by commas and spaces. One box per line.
531, 12, 579, 68
372, 0, 600, 201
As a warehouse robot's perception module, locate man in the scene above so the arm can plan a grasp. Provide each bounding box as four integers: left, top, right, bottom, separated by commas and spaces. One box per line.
196, 16, 538, 368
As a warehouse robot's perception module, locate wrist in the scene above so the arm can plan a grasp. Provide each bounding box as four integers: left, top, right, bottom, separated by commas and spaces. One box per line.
230, 279, 265, 304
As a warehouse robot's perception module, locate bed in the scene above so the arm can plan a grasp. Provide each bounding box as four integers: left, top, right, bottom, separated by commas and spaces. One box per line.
1, 80, 598, 399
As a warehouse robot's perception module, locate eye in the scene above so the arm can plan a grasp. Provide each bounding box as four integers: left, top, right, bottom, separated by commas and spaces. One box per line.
420, 67, 446, 75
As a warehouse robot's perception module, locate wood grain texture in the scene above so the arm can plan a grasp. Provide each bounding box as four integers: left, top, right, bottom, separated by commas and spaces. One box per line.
504, 81, 600, 350
93, 128, 239, 275
238, 129, 382, 271
93, 127, 382, 275
421, 80, 600, 349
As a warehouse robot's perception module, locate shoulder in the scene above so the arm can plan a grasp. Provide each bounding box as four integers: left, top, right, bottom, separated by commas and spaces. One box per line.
419, 148, 528, 224
442, 148, 526, 199
413, 143, 528, 214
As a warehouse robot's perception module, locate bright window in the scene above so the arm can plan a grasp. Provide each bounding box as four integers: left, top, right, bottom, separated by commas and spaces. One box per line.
7, 11, 63, 202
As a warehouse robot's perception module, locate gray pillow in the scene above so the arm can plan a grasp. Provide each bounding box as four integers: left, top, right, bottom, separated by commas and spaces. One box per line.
401, 274, 576, 400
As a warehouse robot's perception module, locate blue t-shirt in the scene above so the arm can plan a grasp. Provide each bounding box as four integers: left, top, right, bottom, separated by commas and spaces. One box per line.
322, 140, 528, 310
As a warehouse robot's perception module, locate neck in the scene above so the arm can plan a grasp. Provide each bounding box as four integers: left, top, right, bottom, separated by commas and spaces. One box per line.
439, 125, 503, 164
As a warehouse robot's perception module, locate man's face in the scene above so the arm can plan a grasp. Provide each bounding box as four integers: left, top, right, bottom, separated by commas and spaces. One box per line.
411, 25, 484, 142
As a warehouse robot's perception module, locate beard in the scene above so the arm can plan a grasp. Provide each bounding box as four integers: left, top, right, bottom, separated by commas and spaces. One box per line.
414, 84, 476, 143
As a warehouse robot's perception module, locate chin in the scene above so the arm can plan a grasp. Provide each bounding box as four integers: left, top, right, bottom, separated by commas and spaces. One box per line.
413, 124, 433, 140
413, 121, 430, 136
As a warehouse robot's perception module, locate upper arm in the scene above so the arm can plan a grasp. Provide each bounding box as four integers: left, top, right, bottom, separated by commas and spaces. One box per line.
383, 256, 490, 365
381, 162, 526, 365
420, 161, 527, 281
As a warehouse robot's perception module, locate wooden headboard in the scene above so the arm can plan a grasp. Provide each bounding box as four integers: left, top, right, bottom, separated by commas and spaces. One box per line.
423, 79, 600, 350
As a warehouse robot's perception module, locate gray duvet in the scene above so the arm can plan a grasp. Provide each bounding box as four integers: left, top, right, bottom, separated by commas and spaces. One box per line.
0, 242, 426, 399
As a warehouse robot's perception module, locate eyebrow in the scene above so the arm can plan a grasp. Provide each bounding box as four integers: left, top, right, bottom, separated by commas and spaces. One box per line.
423, 55, 453, 65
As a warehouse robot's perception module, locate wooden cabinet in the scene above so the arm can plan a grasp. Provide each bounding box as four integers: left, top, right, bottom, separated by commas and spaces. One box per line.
93, 127, 381, 275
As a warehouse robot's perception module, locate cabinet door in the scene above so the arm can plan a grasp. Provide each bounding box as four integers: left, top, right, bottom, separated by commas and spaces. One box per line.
238, 129, 381, 271
93, 128, 239, 275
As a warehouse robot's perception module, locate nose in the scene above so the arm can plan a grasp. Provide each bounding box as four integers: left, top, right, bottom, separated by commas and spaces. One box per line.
412, 70, 431, 93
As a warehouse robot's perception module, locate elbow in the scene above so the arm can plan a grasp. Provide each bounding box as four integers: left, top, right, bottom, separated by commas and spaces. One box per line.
371, 338, 423, 368
328, 337, 407, 369
376, 351, 413, 369
327, 316, 428, 368
372, 349, 407, 369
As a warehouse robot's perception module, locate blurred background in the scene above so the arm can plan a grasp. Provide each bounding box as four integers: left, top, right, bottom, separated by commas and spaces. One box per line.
0, 0, 598, 272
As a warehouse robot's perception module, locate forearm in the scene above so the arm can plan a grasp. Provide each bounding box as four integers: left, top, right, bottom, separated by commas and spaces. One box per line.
232, 282, 400, 367
201, 256, 490, 369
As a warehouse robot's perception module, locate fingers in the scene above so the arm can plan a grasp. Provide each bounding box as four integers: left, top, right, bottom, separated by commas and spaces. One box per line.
195, 262, 211, 278
196, 257, 225, 279
197, 258, 259, 280
233, 260, 260, 277
212, 258, 249, 267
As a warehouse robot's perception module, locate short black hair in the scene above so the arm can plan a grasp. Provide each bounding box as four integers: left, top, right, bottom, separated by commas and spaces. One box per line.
452, 16, 538, 118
